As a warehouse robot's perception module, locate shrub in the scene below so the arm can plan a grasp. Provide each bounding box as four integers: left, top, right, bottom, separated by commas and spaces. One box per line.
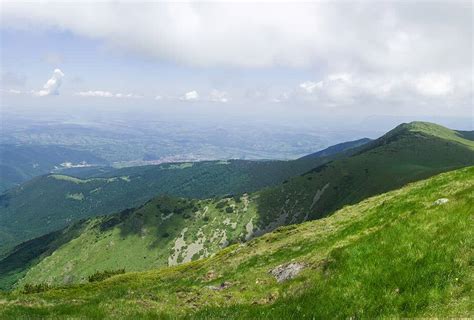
22, 283, 52, 294
225, 207, 234, 213
88, 269, 125, 282
215, 201, 226, 209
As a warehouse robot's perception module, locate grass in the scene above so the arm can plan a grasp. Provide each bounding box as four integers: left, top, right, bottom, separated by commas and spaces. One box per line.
0, 142, 354, 257
1, 122, 473, 292
10, 195, 259, 288
0, 166, 472, 319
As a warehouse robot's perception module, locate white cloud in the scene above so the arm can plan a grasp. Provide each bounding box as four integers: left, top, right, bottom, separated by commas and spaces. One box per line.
2, 2, 470, 72
297, 72, 464, 107
299, 81, 323, 94
414, 73, 453, 96
2, 2, 470, 116
34, 68, 64, 96
76, 90, 114, 98
181, 90, 199, 101
75, 90, 142, 98
115, 92, 142, 98
155, 95, 163, 100
209, 89, 228, 103
8, 89, 22, 94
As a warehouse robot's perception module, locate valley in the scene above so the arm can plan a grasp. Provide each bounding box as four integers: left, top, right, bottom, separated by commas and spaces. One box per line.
1, 122, 473, 296
0, 166, 471, 318
2, 4, 471, 318
0, 138, 367, 258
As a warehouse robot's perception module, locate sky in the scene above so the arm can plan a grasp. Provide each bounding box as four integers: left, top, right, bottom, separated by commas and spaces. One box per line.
0, 1, 472, 128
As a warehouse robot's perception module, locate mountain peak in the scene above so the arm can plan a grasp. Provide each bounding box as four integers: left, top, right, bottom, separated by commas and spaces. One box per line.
380, 121, 473, 148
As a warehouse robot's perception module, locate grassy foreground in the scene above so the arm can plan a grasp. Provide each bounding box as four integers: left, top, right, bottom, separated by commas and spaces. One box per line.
0, 166, 472, 319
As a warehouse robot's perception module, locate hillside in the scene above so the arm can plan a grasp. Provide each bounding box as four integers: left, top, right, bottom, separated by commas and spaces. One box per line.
254, 121, 474, 230
1, 122, 473, 290
299, 138, 371, 159
0, 139, 367, 257
0, 167, 472, 318
0, 144, 108, 192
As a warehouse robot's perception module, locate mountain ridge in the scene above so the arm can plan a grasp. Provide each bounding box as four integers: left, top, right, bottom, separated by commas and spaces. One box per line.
1, 121, 473, 290
0, 138, 368, 257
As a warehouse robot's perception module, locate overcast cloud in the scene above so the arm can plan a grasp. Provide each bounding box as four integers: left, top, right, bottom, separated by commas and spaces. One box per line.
3, 1, 470, 71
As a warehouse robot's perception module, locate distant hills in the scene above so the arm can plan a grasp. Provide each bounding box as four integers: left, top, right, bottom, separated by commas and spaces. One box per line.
0, 138, 368, 257
299, 137, 371, 159
1, 122, 472, 290
0, 144, 108, 192
1, 166, 472, 318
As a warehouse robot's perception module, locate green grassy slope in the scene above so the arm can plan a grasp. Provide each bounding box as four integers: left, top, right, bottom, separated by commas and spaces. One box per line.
254, 121, 474, 231
0, 139, 368, 257
0, 144, 107, 192
0, 166, 472, 319
1, 122, 472, 291
4, 194, 260, 289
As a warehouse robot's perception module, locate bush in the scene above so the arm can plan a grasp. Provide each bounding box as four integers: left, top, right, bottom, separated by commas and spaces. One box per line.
22, 283, 52, 294
225, 207, 234, 213
215, 201, 226, 209
88, 269, 125, 282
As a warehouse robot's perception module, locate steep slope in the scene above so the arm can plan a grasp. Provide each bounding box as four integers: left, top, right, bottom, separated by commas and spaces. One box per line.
0, 144, 107, 192
1, 122, 472, 290
3, 194, 260, 289
0, 167, 472, 318
0, 139, 367, 257
254, 121, 474, 230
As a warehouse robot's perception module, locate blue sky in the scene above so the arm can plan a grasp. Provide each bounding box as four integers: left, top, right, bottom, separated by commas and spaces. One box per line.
1, 1, 472, 127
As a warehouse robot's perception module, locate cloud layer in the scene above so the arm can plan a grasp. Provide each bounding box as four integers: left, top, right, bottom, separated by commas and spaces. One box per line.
294, 72, 468, 108
1, 2, 471, 118
3, 1, 471, 72
75, 90, 142, 99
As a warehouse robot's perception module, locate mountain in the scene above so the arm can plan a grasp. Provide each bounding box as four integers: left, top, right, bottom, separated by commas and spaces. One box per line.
0, 166, 472, 318
0, 139, 368, 257
1, 122, 472, 290
298, 137, 371, 159
255, 121, 474, 229
0, 144, 108, 192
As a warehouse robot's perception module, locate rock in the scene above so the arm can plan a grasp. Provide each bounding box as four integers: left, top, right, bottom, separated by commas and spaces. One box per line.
434, 198, 449, 205
269, 262, 305, 283
206, 281, 231, 291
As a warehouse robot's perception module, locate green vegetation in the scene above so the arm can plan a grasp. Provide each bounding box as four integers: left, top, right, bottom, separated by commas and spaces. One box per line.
6, 194, 259, 288
88, 269, 125, 283
255, 121, 474, 230
1, 122, 473, 292
21, 283, 52, 294
0, 167, 471, 318
0, 144, 107, 192
0, 139, 365, 257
